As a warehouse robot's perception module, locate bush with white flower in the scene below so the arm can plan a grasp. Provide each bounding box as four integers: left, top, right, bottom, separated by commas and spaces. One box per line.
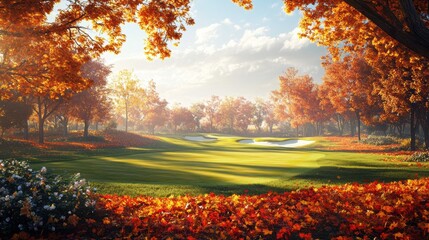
0, 159, 96, 238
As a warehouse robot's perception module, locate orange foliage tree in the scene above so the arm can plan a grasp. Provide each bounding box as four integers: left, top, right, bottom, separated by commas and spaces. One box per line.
272, 68, 327, 136
233, 0, 429, 57
321, 54, 383, 140
169, 105, 196, 133
190, 102, 206, 131
109, 70, 143, 132
141, 80, 168, 134
204, 96, 221, 133
68, 60, 112, 138
1, 0, 194, 142
0, 0, 195, 83
264, 99, 279, 134
276, 0, 429, 58
368, 46, 429, 149
217, 97, 254, 133
253, 98, 269, 133
277, 0, 429, 147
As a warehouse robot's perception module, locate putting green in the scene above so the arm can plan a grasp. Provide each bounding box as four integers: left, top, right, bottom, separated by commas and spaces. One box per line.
28, 135, 429, 196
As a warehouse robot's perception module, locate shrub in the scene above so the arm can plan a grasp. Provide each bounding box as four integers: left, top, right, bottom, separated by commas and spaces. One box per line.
406, 152, 429, 162
104, 120, 118, 132
0, 159, 96, 238
396, 138, 424, 150
360, 135, 399, 145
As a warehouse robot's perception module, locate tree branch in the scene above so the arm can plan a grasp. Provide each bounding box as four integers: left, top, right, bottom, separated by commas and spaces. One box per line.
344, 0, 429, 58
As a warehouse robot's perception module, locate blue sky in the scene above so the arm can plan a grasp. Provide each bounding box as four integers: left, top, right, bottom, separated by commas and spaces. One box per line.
103, 0, 327, 106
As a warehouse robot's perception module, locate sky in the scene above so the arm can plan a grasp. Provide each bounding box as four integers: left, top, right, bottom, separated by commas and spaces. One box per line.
102, 0, 327, 106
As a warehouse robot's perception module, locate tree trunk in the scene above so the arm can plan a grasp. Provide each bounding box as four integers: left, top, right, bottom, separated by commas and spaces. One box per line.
418, 109, 429, 150
337, 114, 344, 135
62, 118, 68, 137
355, 111, 361, 141
350, 119, 356, 137
23, 120, 29, 140
125, 102, 128, 132
410, 103, 416, 151
83, 119, 90, 138
38, 116, 45, 144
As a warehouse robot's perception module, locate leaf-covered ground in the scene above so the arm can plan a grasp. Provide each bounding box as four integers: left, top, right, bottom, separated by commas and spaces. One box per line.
47, 178, 429, 239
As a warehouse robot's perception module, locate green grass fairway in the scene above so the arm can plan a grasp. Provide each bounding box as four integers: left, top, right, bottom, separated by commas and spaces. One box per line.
25, 135, 429, 196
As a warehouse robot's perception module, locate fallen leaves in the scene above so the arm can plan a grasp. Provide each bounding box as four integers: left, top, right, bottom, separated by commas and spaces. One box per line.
76, 178, 429, 239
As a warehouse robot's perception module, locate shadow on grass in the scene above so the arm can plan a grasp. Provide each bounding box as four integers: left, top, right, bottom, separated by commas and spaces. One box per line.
291, 165, 429, 185
93, 182, 292, 197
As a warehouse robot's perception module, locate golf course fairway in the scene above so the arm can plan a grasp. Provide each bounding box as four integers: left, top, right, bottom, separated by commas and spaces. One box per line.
28, 135, 429, 196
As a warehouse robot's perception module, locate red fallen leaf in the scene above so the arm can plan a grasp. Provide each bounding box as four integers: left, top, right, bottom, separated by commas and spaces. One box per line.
102, 217, 111, 225
276, 227, 289, 239
115, 206, 124, 214
299, 232, 312, 240
161, 218, 168, 226
333, 237, 353, 240
186, 216, 195, 224
380, 232, 390, 239
292, 223, 301, 231
393, 232, 404, 239
262, 228, 272, 235
382, 205, 394, 213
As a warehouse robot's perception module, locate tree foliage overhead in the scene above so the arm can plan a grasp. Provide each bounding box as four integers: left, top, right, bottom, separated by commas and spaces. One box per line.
0, 0, 194, 99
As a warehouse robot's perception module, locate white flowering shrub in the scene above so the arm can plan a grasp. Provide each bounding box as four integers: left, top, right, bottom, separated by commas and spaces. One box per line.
406, 152, 429, 162
360, 135, 399, 145
0, 159, 96, 238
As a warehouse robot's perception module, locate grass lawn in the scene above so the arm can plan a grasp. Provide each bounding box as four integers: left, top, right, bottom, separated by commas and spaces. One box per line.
4, 134, 429, 196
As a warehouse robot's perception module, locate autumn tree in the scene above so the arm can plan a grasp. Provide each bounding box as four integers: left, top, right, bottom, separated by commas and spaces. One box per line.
321, 53, 383, 140
0, 100, 32, 137
0, 0, 194, 95
54, 101, 72, 137
169, 105, 196, 133
141, 80, 168, 134
253, 98, 269, 133
264, 99, 279, 134
190, 102, 205, 131
0, 0, 196, 143
69, 60, 112, 138
235, 97, 255, 133
109, 70, 143, 132
217, 97, 237, 133
217, 97, 254, 133
272, 68, 325, 136
368, 45, 429, 150
204, 96, 221, 132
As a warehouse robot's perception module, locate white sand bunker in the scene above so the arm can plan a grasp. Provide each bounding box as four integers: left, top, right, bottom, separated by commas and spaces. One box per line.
184, 136, 217, 142
239, 139, 315, 148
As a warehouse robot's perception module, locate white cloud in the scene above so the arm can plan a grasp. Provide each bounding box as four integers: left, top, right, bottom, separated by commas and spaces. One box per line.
238, 27, 277, 52
106, 23, 326, 106
195, 23, 221, 44
281, 27, 310, 50
222, 18, 233, 25
271, 3, 280, 8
